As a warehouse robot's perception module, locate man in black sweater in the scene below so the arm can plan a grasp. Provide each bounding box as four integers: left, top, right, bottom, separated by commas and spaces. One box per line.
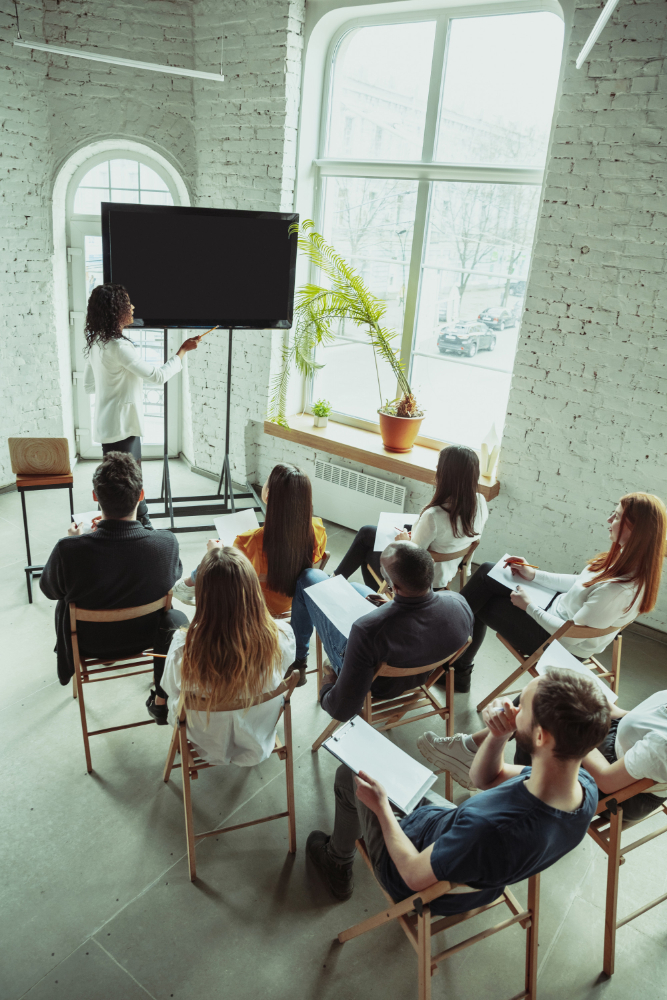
294, 541, 473, 723
40, 452, 186, 723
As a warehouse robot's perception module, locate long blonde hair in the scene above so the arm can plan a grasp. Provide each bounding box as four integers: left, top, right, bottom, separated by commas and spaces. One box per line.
586, 492, 666, 615
181, 547, 281, 714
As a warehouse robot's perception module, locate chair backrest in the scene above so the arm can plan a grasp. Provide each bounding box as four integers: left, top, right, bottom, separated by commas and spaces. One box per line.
428, 540, 479, 564
183, 669, 299, 714
374, 637, 472, 680
561, 622, 629, 640
69, 592, 172, 627
595, 777, 658, 815
9, 436, 71, 476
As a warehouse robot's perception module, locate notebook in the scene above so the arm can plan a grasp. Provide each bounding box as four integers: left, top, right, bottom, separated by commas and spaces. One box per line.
374, 512, 418, 551
213, 508, 259, 546
72, 510, 102, 534
323, 716, 438, 814
487, 553, 558, 610
304, 574, 374, 639
535, 639, 618, 704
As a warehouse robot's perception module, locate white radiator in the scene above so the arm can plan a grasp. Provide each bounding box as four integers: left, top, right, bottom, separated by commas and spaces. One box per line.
312, 460, 406, 531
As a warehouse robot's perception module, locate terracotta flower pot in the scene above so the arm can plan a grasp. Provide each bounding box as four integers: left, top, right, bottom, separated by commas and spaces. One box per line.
378, 410, 424, 453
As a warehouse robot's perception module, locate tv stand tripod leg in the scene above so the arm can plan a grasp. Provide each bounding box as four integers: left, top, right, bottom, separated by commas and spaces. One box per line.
162, 327, 175, 530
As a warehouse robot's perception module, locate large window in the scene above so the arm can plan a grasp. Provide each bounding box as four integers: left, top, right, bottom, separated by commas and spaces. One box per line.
311, 9, 563, 448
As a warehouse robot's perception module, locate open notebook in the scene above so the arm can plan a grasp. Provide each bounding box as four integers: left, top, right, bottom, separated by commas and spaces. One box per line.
488, 553, 558, 611
323, 716, 437, 814
73, 510, 101, 534
304, 574, 374, 639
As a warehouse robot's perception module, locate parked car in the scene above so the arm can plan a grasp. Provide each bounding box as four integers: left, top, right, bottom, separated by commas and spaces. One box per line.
477, 307, 515, 330
437, 321, 496, 358
509, 280, 527, 297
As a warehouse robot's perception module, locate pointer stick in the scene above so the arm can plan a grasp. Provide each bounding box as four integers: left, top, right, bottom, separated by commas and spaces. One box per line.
198, 325, 219, 339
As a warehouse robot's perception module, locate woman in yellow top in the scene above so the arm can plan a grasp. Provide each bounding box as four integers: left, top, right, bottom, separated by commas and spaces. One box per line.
174, 463, 326, 684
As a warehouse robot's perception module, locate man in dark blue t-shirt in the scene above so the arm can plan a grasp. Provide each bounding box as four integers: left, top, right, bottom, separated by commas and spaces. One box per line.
307, 668, 610, 911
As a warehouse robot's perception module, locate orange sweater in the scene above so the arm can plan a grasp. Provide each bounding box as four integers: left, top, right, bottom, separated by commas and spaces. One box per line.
234, 517, 327, 616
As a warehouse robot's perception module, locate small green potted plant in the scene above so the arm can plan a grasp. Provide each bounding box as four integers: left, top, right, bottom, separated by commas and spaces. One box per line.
269, 221, 424, 453
311, 398, 332, 428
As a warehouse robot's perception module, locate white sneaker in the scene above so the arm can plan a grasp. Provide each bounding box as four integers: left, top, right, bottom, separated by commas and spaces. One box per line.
417, 732, 477, 790
172, 578, 196, 606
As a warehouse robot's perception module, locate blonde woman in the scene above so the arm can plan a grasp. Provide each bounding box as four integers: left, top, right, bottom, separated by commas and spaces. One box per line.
161, 547, 296, 766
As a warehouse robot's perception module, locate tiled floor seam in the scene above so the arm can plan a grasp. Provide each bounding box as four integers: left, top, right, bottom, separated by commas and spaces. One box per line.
91, 938, 158, 999
536, 854, 596, 980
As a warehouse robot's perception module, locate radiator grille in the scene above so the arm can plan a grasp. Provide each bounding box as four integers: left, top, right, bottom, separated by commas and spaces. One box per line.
315, 461, 406, 505
313, 460, 406, 530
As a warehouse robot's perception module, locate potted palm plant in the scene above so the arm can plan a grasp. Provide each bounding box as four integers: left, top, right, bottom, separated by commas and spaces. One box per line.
269, 221, 424, 453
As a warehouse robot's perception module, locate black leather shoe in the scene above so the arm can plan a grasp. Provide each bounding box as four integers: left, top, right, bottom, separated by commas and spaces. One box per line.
306, 831, 354, 901
146, 689, 168, 724
285, 657, 308, 687
453, 667, 473, 693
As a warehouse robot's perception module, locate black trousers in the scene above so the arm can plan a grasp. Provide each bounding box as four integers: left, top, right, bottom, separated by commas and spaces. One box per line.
457, 561, 551, 670
102, 435, 149, 521
335, 524, 383, 591
79, 607, 187, 699
514, 718, 667, 823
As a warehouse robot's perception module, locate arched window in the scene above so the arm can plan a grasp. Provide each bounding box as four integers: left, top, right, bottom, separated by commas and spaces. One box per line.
64, 148, 185, 458
310, 8, 564, 450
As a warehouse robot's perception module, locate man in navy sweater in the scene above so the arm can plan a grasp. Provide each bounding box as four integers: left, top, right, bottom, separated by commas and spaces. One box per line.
40, 452, 185, 723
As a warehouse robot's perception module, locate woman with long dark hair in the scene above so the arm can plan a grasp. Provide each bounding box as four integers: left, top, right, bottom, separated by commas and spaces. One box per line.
161, 547, 296, 766
83, 283, 199, 527
174, 463, 327, 682
334, 445, 488, 590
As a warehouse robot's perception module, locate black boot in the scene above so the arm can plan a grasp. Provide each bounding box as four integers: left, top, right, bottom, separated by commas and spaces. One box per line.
146, 689, 168, 724
306, 831, 354, 901
285, 656, 308, 687
454, 666, 473, 693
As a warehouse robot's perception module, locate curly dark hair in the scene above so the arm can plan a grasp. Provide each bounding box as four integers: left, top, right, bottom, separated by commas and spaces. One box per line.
84, 283, 131, 353
93, 452, 143, 519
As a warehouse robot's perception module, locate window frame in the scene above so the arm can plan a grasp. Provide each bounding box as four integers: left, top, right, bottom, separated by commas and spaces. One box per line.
307, 0, 564, 444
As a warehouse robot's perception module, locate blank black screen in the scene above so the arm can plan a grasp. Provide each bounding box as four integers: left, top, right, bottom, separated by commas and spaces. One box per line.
102, 205, 297, 328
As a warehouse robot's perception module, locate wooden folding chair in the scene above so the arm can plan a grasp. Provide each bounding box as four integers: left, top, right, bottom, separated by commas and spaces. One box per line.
163, 670, 299, 881
477, 619, 629, 713
429, 539, 479, 590
587, 778, 667, 975
312, 639, 471, 799
70, 593, 173, 773
338, 837, 540, 1000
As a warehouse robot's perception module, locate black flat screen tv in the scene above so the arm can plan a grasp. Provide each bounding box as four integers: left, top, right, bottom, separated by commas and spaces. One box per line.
101, 203, 298, 328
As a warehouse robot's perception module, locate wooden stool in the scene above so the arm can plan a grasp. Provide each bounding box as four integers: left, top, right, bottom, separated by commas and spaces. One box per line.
9, 437, 74, 603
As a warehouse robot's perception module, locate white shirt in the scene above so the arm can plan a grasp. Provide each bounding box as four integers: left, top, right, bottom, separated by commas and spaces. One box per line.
161, 621, 296, 767
616, 690, 667, 791
83, 337, 182, 443
411, 494, 489, 588
526, 565, 640, 657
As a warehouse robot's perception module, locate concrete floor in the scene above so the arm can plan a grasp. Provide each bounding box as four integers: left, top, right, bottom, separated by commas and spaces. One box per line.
2, 460, 666, 1000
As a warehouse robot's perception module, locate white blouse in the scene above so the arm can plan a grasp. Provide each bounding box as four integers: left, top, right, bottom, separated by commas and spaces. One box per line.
161, 621, 296, 767
84, 337, 182, 443
527, 566, 641, 657
616, 690, 667, 791
411, 494, 489, 588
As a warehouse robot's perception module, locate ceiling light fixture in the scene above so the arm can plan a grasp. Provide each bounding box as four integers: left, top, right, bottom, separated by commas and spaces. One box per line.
13, 38, 224, 81
575, 0, 621, 69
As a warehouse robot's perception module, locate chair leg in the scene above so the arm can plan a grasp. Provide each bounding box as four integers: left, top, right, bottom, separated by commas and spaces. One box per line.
603, 808, 622, 976
179, 724, 197, 881
316, 632, 323, 702
417, 906, 432, 1000
163, 723, 180, 782
445, 668, 455, 801
477, 660, 532, 713
283, 704, 297, 854
312, 718, 340, 753
72, 670, 78, 700
74, 667, 93, 773
611, 635, 622, 694
525, 874, 540, 999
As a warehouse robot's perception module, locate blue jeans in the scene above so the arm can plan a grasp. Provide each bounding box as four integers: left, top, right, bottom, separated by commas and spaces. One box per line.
291, 567, 372, 668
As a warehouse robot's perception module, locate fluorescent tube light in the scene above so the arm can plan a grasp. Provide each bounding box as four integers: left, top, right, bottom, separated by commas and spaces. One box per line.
575, 0, 621, 69
13, 38, 224, 82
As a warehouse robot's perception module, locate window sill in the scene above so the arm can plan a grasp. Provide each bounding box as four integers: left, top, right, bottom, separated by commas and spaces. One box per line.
263, 414, 500, 501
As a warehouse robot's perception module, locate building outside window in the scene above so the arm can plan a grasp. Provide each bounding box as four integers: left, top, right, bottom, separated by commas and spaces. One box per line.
311, 9, 564, 449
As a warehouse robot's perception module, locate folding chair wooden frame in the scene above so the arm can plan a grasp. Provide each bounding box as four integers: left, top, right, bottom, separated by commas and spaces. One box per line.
367, 539, 478, 596
163, 670, 299, 881
312, 638, 471, 800
477, 619, 628, 713
588, 778, 667, 975
70, 593, 172, 773
337, 837, 540, 1000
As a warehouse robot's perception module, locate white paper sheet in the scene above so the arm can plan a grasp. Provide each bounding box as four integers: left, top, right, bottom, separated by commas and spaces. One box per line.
304, 574, 374, 639
535, 639, 618, 704
73, 510, 102, 534
488, 553, 557, 610
323, 716, 438, 814
374, 511, 418, 552
213, 508, 259, 546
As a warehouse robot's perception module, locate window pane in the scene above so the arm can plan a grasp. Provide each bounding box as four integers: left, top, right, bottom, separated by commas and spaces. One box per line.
435, 12, 563, 166
110, 158, 139, 188
312, 176, 419, 421
140, 190, 174, 206
80, 162, 109, 187
412, 354, 511, 447
111, 189, 140, 203
139, 163, 169, 191
327, 21, 435, 161
74, 187, 108, 214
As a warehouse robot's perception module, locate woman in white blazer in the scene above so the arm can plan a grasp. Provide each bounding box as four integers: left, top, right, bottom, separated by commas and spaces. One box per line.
83, 283, 199, 527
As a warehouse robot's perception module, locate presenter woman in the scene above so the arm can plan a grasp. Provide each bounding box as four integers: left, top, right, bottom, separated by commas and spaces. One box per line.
83, 283, 200, 528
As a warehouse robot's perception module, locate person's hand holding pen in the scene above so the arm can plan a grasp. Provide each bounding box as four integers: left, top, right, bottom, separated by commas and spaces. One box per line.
503, 556, 538, 582
393, 523, 412, 541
